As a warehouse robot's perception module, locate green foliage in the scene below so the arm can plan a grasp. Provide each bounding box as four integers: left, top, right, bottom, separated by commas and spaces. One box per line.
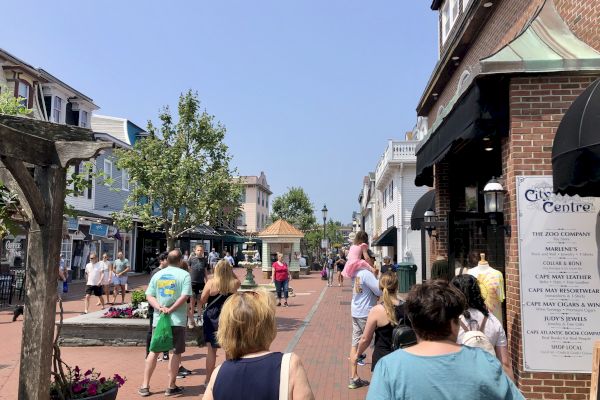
0, 85, 31, 116
270, 187, 316, 231
112, 90, 241, 248
0, 181, 23, 239
131, 290, 146, 309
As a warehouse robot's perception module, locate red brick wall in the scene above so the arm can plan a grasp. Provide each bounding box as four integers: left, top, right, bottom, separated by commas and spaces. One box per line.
426, 0, 599, 122
501, 75, 599, 399
433, 160, 451, 258
555, 0, 600, 51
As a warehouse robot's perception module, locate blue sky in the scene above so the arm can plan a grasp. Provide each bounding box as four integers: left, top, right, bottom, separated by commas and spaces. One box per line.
1, 1, 438, 223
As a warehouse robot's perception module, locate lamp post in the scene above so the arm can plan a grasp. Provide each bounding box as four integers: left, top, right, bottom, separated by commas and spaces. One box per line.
483, 177, 510, 236
321, 204, 328, 255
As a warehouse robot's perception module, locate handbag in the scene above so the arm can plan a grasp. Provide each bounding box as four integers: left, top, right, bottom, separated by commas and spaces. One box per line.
62, 280, 68, 293
149, 313, 174, 353
391, 317, 417, 350
196, 293, 223, 326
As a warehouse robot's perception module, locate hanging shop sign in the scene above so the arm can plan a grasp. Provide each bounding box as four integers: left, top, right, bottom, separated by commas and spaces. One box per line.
66, 217, 79, 231
89, 223, 109, 238
517, 175, 600, 373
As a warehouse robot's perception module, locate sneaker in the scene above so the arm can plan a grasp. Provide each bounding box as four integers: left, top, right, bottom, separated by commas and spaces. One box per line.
187, 320, 196, 329
162, 352, 169, 361
176, 372, 186, 379
356, 354, 366, 366
348, 378, 369, 389
165, 386, 184, 396
284, 302, 288, 307
178, 366, 192, 376
138, 387, 150, 397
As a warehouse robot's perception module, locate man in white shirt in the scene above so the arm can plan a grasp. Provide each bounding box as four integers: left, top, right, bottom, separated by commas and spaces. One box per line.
224, 251, 235, 267
84, 252, 105, 313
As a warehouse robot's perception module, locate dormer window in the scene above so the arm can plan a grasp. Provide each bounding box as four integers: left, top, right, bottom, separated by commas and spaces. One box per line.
441, 0, 460, 44
17, 82, 30, 108
80, 110, 89, 128
53, 96, 62, 123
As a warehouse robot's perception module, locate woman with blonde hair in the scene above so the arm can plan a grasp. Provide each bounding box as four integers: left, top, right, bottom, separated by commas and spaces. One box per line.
204, 289, 314, 400
352, 271, 409, 371
199, 259, 241, 386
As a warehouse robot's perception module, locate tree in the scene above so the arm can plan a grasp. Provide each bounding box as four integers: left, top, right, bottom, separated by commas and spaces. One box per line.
0, 85, 30, 116
113, 90, 241, 249
271, 187, 316, 231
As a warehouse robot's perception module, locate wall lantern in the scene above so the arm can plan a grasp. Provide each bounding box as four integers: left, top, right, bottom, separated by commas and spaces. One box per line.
483, 177, 511, 236
423, 209, 439, 238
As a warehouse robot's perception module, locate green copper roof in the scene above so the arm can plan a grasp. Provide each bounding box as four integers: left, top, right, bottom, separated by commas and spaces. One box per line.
480, 0, 600, 74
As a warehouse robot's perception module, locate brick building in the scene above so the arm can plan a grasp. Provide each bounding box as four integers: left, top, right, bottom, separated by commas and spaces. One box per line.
415, 0, 600, 398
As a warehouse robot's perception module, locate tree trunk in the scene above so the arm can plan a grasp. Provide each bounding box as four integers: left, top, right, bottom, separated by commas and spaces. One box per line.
18, 165, 66, 400
167, 234, 175, 251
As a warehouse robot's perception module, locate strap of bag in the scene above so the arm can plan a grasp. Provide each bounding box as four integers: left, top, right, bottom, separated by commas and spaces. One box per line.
479, 316, 489, 332
279, 353, 291, 400
459, 316, 470, 331
206, 294, 224, 310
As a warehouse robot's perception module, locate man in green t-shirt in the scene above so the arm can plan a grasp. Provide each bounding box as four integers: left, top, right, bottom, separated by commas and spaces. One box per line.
112, 252, 130, 304
139, 250, 192, 397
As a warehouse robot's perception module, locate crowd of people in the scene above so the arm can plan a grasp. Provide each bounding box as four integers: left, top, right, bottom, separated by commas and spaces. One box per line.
80, 232, 523, 399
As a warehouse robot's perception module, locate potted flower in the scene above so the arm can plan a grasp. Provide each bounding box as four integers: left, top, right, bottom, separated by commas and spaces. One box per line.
51, 301, 126, 399
50, 366, 125, 400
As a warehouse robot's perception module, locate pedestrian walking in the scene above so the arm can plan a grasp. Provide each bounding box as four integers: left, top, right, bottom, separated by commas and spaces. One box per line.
203, 289, 314, 400
182, 250, 190, 262
139, 249, 192, 397
199, 259, 241, 387
367, 280, 523, 400
380, 256, 397, 274
100, 253, 113, 305
57, 256, 66, 301
83, 253, 105, 314
112, 251, 130, 304
208, 247, 219, 273
342, 231, 376, 278
327, 254, 335, 287
451, 274, 514, 380
224, 251, 235, 267
353, 271, 408, 371
187, 244, 208, 329
348, 264, 381, 389
336, 251, 346, 287
271, 252, 291, 307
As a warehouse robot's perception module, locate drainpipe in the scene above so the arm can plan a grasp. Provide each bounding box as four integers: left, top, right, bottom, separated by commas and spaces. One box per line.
398, 163, 404, 262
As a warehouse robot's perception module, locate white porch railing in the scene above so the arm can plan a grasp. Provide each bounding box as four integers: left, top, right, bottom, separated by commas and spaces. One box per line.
375, 140, 418, 183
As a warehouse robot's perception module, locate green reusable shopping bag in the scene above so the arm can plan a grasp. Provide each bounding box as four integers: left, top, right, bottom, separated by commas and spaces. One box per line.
149, 313, 173, 353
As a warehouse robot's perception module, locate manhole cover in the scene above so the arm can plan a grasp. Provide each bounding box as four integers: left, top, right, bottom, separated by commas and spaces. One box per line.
339, 301, 351, 305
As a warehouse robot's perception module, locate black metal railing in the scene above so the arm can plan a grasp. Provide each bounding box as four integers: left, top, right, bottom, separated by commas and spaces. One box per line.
0, 269, 25, 308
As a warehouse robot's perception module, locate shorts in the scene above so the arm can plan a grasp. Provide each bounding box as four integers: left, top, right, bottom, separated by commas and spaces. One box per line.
85, 285, 103, 297
112, 275, 128, 286
352, 317, 367, 347
171, 326, 186, 354
337, 264, 345, 272
191, 282, 205, 296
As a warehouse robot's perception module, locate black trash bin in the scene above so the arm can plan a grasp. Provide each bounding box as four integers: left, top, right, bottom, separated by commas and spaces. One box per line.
396, 262, 417, 293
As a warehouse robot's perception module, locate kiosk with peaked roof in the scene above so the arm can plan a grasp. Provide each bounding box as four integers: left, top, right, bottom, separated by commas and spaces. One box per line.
258, 219, 304, 279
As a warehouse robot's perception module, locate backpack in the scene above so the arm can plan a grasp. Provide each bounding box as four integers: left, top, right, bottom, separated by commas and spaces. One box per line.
391, 316, 417, 350
459, 315, 495, 355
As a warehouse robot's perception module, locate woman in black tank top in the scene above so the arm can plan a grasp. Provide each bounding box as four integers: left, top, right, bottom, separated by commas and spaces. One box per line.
352, 271, 406, 371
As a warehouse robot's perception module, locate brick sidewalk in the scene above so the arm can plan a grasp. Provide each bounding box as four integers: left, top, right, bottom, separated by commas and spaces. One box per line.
0, 270, 371, 399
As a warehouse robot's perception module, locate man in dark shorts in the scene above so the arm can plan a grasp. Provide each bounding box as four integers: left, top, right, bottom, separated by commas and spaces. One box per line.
187, 244, 207, 329
83, 252, 105, 314
140, 249, 192, 397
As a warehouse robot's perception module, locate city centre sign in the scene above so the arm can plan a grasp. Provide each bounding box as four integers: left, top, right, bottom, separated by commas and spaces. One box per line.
517, 176, 600, 373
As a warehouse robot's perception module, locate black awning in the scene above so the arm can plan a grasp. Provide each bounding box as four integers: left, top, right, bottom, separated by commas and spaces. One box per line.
411, 190, 436, 230
372, 226, 397, 247
552, 78, 600, 196
187, 225, 222, 239
415, 79, 509, 187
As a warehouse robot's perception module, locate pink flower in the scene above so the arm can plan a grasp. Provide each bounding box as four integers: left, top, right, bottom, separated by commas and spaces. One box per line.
72, 383, 84, 394
87, 383, 98, 396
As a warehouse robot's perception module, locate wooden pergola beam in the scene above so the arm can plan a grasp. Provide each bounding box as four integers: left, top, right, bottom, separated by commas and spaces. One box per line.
0, 123, 55, 166
1, 157, 46, 224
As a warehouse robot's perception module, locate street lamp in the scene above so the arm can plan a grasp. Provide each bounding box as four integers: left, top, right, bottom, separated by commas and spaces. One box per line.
423, 209, 438, 238
321, 204, 328, 253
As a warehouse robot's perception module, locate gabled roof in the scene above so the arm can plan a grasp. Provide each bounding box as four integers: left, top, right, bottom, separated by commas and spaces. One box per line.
258, 219, 304, 238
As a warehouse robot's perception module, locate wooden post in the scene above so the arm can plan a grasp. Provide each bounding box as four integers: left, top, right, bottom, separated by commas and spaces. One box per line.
592, 341, 600, 400
18, 165, 66, 400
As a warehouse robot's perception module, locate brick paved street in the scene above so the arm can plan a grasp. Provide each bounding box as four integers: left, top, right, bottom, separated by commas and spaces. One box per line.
0, 270, 372, 399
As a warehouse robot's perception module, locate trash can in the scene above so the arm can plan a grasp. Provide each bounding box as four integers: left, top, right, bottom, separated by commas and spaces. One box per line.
396, 262, 417, 293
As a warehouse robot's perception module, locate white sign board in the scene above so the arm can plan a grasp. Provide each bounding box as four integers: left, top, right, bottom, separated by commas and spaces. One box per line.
517, 176, 600, 372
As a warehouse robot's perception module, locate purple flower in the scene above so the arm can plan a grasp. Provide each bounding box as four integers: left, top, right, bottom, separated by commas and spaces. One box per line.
113, 374, 126, 386
72, 383, 84, 394
84, 369, 92, 376
99, 377, 106, 384
87, 383, 98, 396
